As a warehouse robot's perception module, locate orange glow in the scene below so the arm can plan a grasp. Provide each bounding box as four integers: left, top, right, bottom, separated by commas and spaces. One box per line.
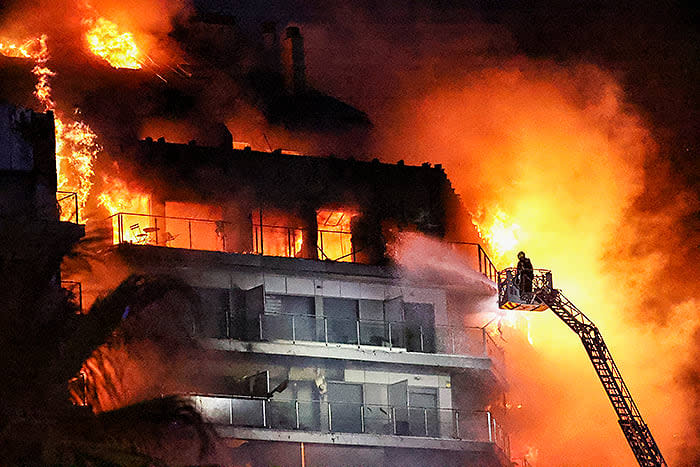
163, 202, 225, 251
1, 34, 99, 220
375, 62, 698, 465
471, 207, 522, 269
97, 174, 151, 244
253, 209, 305, 258
317, 208, 358, 262
84, 17, 142, 69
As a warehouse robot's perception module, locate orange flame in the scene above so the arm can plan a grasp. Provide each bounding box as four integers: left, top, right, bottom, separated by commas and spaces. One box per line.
84, 17, 142, 69
472, 207, 522, 269
1, 34, 99, 220
97, 174, 151, 244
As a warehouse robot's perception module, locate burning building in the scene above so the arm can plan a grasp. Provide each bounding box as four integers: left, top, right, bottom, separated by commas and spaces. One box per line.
70, 134, 510, 466
7, 1, 691, 464
0, 6, 512, 464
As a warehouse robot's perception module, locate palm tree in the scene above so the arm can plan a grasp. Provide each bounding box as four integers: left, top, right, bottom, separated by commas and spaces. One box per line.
0, 218, 216, 465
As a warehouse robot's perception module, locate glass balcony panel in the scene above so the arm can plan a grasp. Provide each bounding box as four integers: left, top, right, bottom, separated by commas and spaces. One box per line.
196, 396, 230, 424
261, 314, 293, 341
329, 402, 363, 433
388, 321, 406, 348
326, 317, 358, 345
438, 409, 458, 439
293, 314, 319, 342
363, 405, 392, 435
297, 400, 322, 431
230, 398, 264, 427
359, 320, 387, 346
267, 400, 297, 430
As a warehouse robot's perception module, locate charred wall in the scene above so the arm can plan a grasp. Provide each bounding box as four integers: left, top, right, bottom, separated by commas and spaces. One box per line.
125, 137, 460, 263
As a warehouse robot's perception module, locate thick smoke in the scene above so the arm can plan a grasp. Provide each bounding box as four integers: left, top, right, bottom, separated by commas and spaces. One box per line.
300, 3, 699, 465
2, 1, 697, 464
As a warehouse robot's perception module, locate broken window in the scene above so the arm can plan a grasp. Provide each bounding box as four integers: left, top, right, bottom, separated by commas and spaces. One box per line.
163, 201, 225, 251
252, 208, 306, 258
316, 208, 358, 262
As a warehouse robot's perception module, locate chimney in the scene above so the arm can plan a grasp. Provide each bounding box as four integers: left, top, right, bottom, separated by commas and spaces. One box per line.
261, 21, 280, 72
282, 26, 306, 94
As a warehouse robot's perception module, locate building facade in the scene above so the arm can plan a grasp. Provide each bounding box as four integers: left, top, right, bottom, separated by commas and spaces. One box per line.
74, 137, 509, 467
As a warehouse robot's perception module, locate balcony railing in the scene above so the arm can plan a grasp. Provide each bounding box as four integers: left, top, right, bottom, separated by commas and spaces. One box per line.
57, 191, 79, 223
107, 212, 232, 252
250, 313, 504, 365
448, 242, 499, 283
190, 394, 509, 455
105, 214, 499, 280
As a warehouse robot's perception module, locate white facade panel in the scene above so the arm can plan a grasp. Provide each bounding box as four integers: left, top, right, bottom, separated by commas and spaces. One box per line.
360, 283, 385, 300
340, 281, 362, 299
286, 277, 315, 295
264, 274, 286, 294
318, 279, 341, 297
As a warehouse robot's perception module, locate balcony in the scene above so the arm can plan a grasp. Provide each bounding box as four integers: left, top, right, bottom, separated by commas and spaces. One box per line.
57, 191, 80, 223
219, 313, 506, 375
107, 212, 232, 251
258, 313, 498, 354
106, 212, 360, 261
190, 394, 510, 455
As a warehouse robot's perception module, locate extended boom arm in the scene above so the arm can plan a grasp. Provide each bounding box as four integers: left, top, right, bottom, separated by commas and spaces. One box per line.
498, 268, 667, 467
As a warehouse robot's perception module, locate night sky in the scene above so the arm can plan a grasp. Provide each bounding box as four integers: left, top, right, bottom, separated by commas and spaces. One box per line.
197, 0, 698, 195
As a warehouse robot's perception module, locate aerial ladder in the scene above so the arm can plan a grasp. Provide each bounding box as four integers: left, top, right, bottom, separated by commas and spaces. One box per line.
498, 268, 667, 467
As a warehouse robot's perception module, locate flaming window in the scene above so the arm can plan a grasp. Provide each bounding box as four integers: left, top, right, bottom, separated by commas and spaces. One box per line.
163, 202, 226, 251
252, 209, 305, 258
317, 209, 357, 262
97, 176, 152, 245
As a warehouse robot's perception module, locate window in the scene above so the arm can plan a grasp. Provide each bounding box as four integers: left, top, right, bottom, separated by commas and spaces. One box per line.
317, 209, 357, 262
252, 208, 306, 258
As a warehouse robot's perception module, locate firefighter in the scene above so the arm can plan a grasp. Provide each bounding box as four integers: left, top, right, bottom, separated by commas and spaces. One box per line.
516, 251, 534, 298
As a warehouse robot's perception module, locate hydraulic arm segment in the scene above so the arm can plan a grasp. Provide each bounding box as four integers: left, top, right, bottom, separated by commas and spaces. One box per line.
498, 268, 667, 467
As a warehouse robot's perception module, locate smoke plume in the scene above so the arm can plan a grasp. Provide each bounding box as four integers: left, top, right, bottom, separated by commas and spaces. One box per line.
300, 3, 699, 465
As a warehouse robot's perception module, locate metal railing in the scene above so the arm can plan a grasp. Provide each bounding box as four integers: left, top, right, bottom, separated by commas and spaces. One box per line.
190, 394, 509, 454
57, 191, 79, 223
448, 242, 499, 282
498, 267, 553, 308
254, 313, 503, 362
253, 224, 306, 258
107, 212, 232, 252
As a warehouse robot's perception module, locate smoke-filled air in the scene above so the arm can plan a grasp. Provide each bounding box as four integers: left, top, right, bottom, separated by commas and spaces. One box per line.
302, 5, 699, 466
1, 0, 697, 465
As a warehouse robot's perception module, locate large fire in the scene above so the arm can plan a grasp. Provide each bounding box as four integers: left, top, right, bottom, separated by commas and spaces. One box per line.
1, 13, 146, 220
84, 17, 143, 70
372, 61, 700, 465
1, 35, 100, 220
471, 207, 522, 269
97, 173, 151, 244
